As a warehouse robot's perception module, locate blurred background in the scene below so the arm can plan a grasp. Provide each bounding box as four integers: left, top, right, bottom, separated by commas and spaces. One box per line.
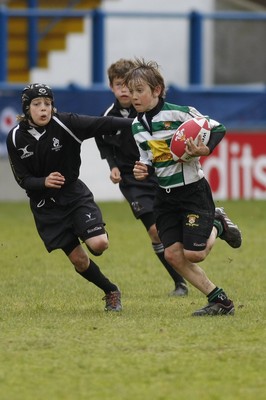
0, 0, 266, 201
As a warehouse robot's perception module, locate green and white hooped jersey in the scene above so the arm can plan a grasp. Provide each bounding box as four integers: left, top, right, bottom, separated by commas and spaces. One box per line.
132, 102, 221, 190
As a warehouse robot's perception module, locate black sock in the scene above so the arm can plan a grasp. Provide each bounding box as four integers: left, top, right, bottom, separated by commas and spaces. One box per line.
207, 287, 231, 306
152, 243, 186, 286
75, 259, 118, 294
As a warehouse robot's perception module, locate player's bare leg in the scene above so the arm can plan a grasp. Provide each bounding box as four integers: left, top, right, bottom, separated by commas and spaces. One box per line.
164, 242, 234, 316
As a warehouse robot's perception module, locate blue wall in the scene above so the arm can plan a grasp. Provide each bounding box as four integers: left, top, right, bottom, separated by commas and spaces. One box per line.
1, 85, 266, 156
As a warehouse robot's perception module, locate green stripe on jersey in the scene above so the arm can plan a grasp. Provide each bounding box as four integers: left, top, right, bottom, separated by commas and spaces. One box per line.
157, 171, 184, 187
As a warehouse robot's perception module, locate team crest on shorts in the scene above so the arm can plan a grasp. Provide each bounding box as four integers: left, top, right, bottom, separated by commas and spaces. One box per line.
186, 214, 199, 227
131, 201, 144, 212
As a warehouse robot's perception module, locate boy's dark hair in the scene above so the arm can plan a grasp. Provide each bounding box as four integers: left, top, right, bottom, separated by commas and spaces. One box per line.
123, 58, 166, 98
107, 58, 136, 85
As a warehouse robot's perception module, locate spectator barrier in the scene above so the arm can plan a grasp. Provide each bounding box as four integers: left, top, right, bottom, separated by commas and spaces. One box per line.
1, 85, 266, 199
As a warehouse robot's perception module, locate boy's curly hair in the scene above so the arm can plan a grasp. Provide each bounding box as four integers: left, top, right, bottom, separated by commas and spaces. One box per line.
123, 58, 166, 98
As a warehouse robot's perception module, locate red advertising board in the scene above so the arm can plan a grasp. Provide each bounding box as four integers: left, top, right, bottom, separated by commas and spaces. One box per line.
201, 132, 266, 200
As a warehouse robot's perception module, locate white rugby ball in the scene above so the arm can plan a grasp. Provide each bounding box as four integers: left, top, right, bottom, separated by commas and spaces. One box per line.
170, 117, 210, 162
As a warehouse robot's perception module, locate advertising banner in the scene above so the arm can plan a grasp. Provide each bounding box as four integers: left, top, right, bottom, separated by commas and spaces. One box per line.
201, 132, 266, 200
1, 89, 266, 199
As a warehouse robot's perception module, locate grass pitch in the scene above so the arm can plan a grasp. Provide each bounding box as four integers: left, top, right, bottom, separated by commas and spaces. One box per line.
0, 200, 265, 400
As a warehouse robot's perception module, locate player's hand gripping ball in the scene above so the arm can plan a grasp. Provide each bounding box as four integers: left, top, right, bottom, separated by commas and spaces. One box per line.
170, 117, 210, 162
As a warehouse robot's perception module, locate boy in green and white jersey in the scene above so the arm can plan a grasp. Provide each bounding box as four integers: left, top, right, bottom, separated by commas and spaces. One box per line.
124, 59, 242, 316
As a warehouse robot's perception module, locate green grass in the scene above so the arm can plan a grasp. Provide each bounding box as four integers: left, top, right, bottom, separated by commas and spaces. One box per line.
0, 200, 265, 400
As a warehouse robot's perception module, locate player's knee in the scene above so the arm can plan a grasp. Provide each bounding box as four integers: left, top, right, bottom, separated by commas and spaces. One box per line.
184, 249, 206, 263
93, 235, 109, 253
85, 234, 109, 256
164, 245, 182, 266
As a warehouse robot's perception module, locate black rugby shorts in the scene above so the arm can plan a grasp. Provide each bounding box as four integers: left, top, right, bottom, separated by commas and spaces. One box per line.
30, 180, 106, 252
119, 173, 157, 219
154, 178, 215, 251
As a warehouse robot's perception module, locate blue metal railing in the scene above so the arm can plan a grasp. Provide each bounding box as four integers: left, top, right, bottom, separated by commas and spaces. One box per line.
0, 6, 266, 86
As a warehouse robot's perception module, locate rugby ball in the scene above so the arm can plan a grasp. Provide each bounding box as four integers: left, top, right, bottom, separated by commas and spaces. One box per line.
170, 117, 210, 162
